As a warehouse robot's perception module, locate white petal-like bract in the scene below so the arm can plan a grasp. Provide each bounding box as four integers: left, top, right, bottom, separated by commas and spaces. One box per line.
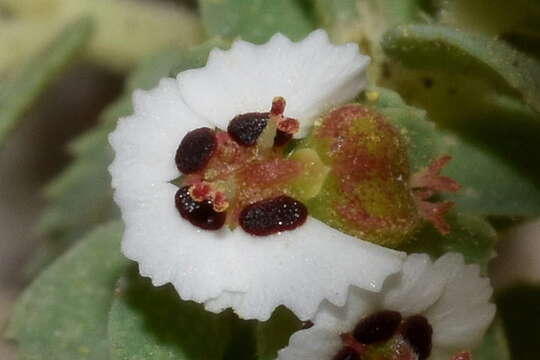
109, 30, 402, 321
177, 30, 370, 137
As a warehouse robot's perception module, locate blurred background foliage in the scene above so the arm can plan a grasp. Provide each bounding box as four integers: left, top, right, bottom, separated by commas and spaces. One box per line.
1, 0, 539, 359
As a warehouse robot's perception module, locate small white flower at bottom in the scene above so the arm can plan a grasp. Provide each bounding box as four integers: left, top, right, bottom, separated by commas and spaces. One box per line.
109, 30, 405, 321
277, 253, 495, 360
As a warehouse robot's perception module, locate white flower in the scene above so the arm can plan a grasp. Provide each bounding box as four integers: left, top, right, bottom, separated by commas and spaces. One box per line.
278, 253, 496, 360
109, 30, 405, 321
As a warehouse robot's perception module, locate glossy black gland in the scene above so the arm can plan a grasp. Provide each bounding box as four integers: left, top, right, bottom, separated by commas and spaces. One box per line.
273, 129, 293, 146
239, 195, 308, 236
227, 112, 269, 146
175, 127, 217, 174
333, 347, 361, 360
353, 310, 402, 344
401, 315, 433, 360
175, 186, 225, 230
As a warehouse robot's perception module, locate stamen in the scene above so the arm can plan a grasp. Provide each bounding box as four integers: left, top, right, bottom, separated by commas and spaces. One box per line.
271, 96, 286, 116
189, 182, 212, 201
189, 182, 229, 212
353, 310, 402, 344
270, 96, 300, 137
277, 117, 300, 134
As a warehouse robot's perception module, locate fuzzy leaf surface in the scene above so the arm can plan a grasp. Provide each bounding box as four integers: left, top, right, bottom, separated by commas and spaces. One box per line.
108, 270, 234, 360
437, 0, 540, 39
471, 318, 511, 360
382, 24, 540, 112
401, 212, 496, 268
0, 17, 92, 148
6, 222, 127, 360
256, 307, 302, 360
199, 0, 314, 43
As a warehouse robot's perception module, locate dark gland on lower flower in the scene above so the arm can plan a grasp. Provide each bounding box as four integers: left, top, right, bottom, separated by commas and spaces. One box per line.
304, 104, 460, 247
174, 97, 323, 235
335, 311, 433, 360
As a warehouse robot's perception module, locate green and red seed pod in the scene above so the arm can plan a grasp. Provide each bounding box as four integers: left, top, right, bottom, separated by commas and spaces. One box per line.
303, 104, 422, 247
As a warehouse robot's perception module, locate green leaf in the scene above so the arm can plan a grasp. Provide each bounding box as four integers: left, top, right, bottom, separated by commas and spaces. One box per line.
314, 0, 362, 44
30, 99, 128, 274
437, 0, 540, 39
6, 222, 127, 360
377, 64, 540, 184
0, 17, 92, 148
363, 86, 540, 217
382, 24, 540, 112
440, 131, 540, 217
256, 307, 302, 360
222, 318, 258, 360
497, 284, 540, 360
199, 0, 315, 44
34, 40, 223, 272
108, 269, 234, 360
374, 102, 442, 172
314, 0, 424, 81
472, 318, 511, 360
314, 0, 423, 42
401, 212, 496, 268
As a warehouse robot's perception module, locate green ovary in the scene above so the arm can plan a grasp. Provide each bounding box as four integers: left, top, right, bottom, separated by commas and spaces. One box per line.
300, 103, 421, 247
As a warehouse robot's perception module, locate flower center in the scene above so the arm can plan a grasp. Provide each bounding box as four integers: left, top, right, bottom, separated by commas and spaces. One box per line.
174, 97, 323, 235
334, 311, 433, 360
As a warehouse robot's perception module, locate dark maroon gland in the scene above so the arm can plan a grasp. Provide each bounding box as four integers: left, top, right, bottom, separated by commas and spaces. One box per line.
175, 127, 217, 174
239, 195, 308, 236
175, 186, 226, 230
401, 315, 433, 360
353, 310, 402, 344
333, 347, 361, 360
273, 129, 293, 147
227, 112, 269, 146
